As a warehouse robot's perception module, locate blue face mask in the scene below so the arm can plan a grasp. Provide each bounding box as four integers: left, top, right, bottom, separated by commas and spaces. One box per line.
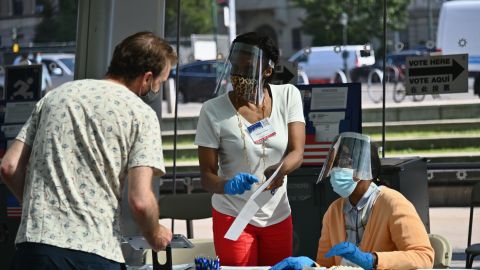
330, 167, 357, 198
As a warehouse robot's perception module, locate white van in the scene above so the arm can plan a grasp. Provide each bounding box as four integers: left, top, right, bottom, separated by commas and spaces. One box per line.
436, 0, 480, 95
288, 45, 375, 84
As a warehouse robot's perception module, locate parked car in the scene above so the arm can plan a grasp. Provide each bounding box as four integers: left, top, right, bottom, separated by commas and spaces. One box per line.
288, 45, 375, 84
13, 53, 75, 89
170, 60, 224, 103
40, 53, 75, 88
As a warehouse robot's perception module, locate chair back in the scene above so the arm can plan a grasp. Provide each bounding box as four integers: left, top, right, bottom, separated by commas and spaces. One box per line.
468, 183, 480, 246
158, 193, 213, 220
151, 193, 215, 269
429, 234, 452, 268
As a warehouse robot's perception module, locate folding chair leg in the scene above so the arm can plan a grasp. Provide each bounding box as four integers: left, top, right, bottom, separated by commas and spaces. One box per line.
466, 253, 470, 268
152, 246, 172, 270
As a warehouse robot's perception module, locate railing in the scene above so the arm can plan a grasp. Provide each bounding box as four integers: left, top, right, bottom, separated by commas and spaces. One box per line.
426, 162, 480, 184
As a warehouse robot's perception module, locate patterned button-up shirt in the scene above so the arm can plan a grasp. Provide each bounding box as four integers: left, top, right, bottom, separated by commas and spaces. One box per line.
15, 79, 165, 262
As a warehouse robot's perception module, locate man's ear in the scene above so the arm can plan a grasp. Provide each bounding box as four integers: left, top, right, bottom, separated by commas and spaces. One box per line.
140, 71, 154, 88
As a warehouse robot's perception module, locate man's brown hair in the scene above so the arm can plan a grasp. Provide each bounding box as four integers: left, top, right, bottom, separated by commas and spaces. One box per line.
106, 31, 177, 83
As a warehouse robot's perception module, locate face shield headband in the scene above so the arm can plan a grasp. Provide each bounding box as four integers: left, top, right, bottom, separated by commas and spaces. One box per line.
213, 42, 274, 106
316, 132, 373, 184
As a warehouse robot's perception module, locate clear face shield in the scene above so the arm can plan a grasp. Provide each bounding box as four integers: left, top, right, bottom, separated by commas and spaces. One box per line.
214, 42, 272, 105
316, 132, 372, 184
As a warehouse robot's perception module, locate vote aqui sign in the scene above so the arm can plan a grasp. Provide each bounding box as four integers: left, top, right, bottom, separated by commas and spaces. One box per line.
405, 54, 468, 95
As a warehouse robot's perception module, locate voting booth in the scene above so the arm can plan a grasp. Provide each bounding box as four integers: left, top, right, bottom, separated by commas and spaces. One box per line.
287, 83, 430, 258
287, 83, 362, 258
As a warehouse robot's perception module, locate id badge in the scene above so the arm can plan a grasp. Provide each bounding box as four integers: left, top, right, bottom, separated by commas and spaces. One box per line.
246, 118, 276, 144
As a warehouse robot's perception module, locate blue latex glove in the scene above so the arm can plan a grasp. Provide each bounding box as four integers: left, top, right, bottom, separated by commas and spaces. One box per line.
325, 242, 374, 270
269, 256, 316, 270
224, 173, 259, 195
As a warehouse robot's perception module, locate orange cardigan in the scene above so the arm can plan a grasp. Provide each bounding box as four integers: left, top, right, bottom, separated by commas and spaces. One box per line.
316, 186, 434, 270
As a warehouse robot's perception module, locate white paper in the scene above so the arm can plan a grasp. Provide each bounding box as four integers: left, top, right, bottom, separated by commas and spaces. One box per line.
314, 123, 340, 142
310, 87, 348, 110
308, 111, 345, 142
224, 162, 284, 241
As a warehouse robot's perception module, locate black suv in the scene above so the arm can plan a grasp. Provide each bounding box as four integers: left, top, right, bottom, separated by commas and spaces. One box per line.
170, 60, 224, 103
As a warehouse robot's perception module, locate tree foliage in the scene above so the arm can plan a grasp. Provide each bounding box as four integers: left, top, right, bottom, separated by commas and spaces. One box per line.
165, 0, 214, 38
292, 0, 410, 46
34, 0, 77, 43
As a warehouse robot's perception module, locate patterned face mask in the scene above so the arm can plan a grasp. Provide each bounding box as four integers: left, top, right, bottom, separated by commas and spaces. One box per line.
231, 74, 259, 103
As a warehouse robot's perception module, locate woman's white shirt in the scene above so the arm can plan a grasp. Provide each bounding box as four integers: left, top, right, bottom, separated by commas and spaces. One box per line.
195, 84, 305, 227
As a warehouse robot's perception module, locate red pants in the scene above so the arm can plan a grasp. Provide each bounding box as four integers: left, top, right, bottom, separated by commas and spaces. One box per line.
212, 208, 293, 266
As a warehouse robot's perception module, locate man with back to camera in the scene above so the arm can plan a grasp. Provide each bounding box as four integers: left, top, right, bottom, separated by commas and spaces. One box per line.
0, 31, 177, 270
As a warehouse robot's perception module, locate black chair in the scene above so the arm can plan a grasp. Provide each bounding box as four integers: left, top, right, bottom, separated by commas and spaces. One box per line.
152, 192, 214, 270
466, 182, 480, 268
158, 192, 213, 238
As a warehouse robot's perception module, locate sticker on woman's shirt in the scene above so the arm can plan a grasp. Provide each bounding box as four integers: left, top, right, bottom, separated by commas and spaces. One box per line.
247, 118, 276, 144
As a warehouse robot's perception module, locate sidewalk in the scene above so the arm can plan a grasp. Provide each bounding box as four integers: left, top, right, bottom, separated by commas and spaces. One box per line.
160, 207, 480, 268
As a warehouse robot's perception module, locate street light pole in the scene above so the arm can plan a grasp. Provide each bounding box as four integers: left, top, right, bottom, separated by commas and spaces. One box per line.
340, 12, 350, 82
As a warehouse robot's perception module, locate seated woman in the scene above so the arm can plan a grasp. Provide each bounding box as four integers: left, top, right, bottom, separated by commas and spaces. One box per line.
271, 132, 434, 270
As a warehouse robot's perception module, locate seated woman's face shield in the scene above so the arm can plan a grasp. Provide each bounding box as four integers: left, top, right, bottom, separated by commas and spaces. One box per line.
316, 132, 372, 183
214, 42, 269, 105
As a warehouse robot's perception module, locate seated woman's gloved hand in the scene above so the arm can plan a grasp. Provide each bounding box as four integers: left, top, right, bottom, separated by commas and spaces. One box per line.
223, 173, 259, 195
269, 256, 316, 270
325, 242, 374, 270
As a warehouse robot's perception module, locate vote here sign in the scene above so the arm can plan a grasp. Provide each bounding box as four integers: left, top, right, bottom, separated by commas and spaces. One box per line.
405, 54, 468, 95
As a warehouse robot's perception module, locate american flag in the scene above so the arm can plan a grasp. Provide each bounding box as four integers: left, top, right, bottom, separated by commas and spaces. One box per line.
7, 195, 22, 218
303, 134, 332, 166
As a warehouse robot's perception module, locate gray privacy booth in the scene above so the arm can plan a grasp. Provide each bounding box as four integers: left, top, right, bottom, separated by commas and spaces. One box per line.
287, 157, 430, 259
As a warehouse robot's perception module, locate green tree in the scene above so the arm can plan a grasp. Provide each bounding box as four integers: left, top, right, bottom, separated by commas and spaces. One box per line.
165, 0, 214, 38
34, 0, 77, 43
292, 0, 410, 46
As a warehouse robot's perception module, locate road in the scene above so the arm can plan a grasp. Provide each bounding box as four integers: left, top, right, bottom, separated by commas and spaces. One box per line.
161, 82, 480, 118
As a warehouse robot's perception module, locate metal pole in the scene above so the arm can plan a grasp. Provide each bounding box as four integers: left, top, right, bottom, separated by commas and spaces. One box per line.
427, 0, 433, 42
228, 0, 236, 43
340, 12, 349, 82
342, 25, 349, 82
382, 0, 387, 158
171, 0, 181, 232
211, 0, 218, 57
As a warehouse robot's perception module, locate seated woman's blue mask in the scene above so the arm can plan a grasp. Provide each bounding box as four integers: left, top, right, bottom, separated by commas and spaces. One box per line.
330, 167, 357, 198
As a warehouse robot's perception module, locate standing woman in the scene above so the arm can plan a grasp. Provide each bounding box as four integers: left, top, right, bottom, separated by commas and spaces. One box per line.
194, 32, 306, 266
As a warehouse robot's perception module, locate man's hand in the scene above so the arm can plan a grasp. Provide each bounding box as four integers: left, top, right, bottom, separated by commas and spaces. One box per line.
149, 224, 173, 252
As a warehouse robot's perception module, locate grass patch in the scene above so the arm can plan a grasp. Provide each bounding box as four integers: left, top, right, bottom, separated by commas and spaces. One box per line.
162, 137, 195, 147
386, 147, 480, 155
367, 129, 480, 140
164, 156, 198, 164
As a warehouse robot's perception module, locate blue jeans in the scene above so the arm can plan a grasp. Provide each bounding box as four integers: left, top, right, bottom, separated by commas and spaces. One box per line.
10, 242, 124, 270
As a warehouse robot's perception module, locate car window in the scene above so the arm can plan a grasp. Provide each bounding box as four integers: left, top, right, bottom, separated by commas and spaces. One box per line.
59, 58, 75, 72
295, 53, 309, 63
42, 59, 58, 74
